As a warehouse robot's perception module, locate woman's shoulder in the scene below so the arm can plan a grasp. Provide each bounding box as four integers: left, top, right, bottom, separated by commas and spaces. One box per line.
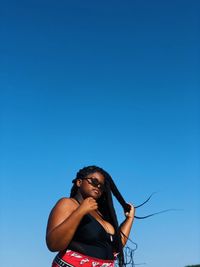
53, 197, 78, 211
55, 197, 77, 207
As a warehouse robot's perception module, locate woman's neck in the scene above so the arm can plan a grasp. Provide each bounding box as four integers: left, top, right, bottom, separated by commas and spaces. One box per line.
73, 192, 84, 204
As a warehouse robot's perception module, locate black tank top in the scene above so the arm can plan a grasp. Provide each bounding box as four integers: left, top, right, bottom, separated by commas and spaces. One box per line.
68, 214, 115, 260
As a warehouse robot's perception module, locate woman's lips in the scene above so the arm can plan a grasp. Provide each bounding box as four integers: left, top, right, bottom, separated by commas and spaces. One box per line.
93, 189, 100, 195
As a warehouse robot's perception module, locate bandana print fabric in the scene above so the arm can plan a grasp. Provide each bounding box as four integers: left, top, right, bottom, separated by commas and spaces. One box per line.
52, 250, 115, 267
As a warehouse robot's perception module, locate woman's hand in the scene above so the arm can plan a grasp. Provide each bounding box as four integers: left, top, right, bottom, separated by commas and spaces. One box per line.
78, 197, 98, 215
125, 203, 135, 219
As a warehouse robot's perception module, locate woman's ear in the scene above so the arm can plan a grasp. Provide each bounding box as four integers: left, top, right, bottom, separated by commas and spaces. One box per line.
76, 179, 82, 188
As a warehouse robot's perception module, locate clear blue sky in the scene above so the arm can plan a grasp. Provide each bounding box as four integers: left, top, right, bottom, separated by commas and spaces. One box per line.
0, 1, 199, 267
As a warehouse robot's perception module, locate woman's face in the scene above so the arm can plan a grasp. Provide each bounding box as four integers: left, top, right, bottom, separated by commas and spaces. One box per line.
78, 172, 105, 200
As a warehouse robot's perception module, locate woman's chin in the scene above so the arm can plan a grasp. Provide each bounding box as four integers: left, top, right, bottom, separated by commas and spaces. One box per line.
90, 190, 101, 199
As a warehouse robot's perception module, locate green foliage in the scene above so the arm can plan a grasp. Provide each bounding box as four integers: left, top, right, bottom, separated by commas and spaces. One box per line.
185, 265, 200, 267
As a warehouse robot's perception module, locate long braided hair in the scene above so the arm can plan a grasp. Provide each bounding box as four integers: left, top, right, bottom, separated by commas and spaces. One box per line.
70, 165, 131, 267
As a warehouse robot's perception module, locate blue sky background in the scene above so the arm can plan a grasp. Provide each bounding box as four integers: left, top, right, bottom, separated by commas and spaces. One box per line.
0, 1, 199, 267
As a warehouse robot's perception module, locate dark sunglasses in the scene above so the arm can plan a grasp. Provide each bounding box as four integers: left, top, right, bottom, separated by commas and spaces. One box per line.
83, 177, 105, 192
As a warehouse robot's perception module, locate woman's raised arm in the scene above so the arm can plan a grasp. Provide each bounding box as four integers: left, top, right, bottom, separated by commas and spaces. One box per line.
119, 203, 135, 247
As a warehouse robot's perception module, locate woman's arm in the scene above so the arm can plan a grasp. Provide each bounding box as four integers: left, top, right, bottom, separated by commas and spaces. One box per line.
46, 197, 97, 252
119, 204, 135, 247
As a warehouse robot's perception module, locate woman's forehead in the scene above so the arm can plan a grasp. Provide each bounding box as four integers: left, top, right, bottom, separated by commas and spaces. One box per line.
86, 172, 105, 181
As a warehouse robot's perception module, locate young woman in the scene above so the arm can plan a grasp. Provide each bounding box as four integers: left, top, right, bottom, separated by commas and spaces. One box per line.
46, 166, 135, 267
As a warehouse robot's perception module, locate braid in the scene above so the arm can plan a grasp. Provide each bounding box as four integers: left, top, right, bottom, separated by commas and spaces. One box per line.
70, 183, 78, 197
106, 174, 131, 213
101, 179, 125, 267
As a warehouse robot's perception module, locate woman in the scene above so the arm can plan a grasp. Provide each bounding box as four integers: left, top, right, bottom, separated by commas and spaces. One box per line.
46, 165, 135, 267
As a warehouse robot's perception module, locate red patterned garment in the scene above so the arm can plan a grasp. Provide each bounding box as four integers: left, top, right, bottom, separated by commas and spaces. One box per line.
52, 250, 115, 267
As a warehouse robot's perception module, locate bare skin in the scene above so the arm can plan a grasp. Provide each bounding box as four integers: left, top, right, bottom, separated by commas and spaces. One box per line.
120, 203, 135, 246
46, 172, 135, 252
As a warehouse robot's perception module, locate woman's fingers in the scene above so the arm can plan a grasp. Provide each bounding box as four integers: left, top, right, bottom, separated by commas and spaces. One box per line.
125, 203, 135, 218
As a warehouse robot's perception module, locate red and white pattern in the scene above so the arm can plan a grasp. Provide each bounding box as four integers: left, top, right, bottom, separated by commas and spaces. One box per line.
52, 250, 115, 267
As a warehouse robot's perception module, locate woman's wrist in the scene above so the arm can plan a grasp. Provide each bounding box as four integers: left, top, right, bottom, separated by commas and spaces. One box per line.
125, 216, 134, 221
125, 211, 135, 220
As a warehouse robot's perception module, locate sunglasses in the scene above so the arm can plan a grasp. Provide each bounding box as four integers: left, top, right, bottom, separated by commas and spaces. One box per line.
83, 177, 105, 192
